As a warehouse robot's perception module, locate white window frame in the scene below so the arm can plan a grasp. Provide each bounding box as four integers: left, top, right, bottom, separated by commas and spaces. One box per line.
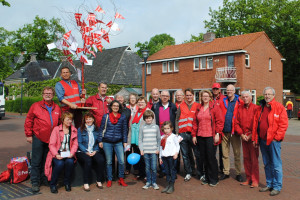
41, 68, 49, 76
269, 58, 272, 71
168, 61, 173, 72
194, 58, 199, 70
245, 54, 250, 68
162, 62, 167, 73
207, 57, 213, 69
251, 90, 256, 104
146, 64, 151, 74
200, 57, 206, 69
174, 60, 179, 72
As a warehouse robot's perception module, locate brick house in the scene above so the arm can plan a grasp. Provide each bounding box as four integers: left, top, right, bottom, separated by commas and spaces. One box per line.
143, 32, 284, 103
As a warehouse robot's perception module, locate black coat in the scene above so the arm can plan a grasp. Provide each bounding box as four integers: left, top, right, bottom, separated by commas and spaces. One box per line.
152, 101, 177, 129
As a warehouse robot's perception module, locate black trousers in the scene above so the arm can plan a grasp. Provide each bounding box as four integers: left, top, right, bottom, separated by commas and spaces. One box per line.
76, 151, 105, 184
197, 136, 219, 184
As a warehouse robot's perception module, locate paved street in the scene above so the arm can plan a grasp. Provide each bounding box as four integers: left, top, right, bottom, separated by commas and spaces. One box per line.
0, 113, 299, 200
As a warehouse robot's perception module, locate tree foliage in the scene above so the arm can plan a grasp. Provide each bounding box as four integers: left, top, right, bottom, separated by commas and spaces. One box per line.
135, 33, 175, 57
183, 33, 204, 43
204, 0, 300, 93
0, 0, 10, 7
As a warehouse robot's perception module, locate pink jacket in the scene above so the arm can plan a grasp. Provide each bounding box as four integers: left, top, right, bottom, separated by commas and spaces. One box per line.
44, 124, 78, 181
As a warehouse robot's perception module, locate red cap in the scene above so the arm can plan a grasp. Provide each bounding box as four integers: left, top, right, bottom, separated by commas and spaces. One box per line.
212, 83, 221, 89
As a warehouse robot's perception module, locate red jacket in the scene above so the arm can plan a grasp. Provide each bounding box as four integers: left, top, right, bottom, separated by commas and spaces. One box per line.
213, 93, 225, 106
44, 124, 78, 181
234, 103, 258, 136
252, 99, 288, 145
85, 94, 113, 127
24, 100, 61, 143
219, 94, 243, 134
192, 102, 224, 145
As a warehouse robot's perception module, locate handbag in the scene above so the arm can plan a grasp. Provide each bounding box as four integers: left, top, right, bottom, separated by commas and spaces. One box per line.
102, 114, 109, 137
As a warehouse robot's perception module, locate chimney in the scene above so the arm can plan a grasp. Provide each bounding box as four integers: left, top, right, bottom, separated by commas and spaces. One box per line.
203, 32, 215, 43
30, 53, 38, 62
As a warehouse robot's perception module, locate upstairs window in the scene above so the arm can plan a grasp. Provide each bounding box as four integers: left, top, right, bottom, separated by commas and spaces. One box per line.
207, 57, 213, 69
174, 60, 179, 72
227, 55, 234, 67
162, 62, 167, 73
168, 61, 173, 72
245, 54, 250, 68
194, 58, 199, 70
146, 64, 151, 74
269, 58, 272, 71
200, 57, 206, 69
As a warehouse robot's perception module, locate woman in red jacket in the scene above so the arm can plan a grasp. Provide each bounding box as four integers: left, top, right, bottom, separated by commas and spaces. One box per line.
45, 112, 78, 194
192, 90, 224, 187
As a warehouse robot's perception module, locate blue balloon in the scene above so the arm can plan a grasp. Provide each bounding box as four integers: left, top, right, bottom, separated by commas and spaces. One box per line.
127, 153, 141, 165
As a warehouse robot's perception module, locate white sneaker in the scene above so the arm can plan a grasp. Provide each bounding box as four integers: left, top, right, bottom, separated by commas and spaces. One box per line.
142, 182, 152, 189
152, 183, 159, 190
199, 175, 206, 181
184, 174, 192, 182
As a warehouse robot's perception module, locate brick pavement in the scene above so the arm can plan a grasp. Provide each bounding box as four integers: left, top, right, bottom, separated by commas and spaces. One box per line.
0, 114, 299, 200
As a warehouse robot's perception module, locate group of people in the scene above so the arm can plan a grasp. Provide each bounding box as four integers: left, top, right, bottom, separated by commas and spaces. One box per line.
24, 66, 288, 196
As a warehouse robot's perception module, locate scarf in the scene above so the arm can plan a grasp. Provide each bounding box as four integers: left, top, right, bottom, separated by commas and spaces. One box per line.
160, 133, 172, 150
44, 100, 53, 107
109, 112, 121, 124
132, 107, 147, 124
86, 124, 95, 153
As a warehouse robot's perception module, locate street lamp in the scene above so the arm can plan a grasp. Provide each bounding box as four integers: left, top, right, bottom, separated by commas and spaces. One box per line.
20, 67, 25, 116
141, 49, 149, 97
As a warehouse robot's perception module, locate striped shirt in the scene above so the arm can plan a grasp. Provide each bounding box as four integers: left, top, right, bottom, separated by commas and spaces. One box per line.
139, 124, 161, 154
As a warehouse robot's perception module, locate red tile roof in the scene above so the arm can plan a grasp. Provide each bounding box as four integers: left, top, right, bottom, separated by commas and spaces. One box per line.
148, 31, 268, 61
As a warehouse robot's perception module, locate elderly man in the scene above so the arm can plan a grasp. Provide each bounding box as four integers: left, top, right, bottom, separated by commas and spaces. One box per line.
235, 91, 259, 188
55, 66, 85, 128
219, 84, 243, 182
175, 90, 184, 108
85, 82, 112, 127
24, 86, 61, 193
252, 87, 288, 196
147, 88, 161, 110
175, 88, 201, 181
212, 83, 225, 174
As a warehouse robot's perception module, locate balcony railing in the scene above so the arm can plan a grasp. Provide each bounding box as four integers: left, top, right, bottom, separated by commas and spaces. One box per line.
215, 67, 237, 82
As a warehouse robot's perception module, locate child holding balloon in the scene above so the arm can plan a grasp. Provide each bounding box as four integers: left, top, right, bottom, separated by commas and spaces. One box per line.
138, 110, 161, 190
159, 121, 180, 194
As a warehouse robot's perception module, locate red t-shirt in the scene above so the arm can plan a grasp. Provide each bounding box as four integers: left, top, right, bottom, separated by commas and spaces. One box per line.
259, 106, 271, 140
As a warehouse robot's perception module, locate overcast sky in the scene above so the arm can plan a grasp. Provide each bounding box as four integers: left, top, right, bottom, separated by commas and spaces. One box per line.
0, 0, 223, 50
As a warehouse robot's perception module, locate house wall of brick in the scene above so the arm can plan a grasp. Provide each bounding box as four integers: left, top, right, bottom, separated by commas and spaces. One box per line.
243, 35, 283, 103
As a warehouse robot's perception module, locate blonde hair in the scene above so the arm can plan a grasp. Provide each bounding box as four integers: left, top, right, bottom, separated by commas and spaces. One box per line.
61, 111, 73, 122
200, 90, 213, 105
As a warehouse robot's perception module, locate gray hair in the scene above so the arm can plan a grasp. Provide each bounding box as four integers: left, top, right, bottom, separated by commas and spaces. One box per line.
115, 94, 124, 99
161, 90, 170, 96
175, 89, 184, 96
241, 90, 251, 97
226, 84, 236, 91
263, 87, 275, 96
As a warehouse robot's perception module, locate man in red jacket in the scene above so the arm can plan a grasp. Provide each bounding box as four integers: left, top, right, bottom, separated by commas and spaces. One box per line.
85, 82, 112, 127
252, 87, 288, 196
235, 91, 259, 188
24, 86, 61, 193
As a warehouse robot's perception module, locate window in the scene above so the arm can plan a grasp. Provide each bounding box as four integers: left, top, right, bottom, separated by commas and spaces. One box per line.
245, 54, 250, 67
227, 55, 234, 67
146, 64, 151, 74
251, 90, 256, 104
200, 57, 206, 69
269, 58, 272, 71
162, 62, 167, 73
207, 57, 213, 69
174, 60, 179, 72
168, 61, 173, 72
41, 68, 49, 76
194, 58, 199, 70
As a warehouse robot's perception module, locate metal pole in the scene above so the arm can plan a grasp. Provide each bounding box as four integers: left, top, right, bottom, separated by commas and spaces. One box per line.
20, 78, 23, 116
144, 60, 146, 97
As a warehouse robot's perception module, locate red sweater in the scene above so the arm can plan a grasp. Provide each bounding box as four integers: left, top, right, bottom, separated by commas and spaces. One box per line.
234, 103, 258, 136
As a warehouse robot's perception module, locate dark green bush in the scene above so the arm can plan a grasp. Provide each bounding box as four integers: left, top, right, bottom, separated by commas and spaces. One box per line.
256, 95, 264, 105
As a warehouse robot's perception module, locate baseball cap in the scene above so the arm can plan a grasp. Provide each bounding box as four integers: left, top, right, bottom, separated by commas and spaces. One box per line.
212, 83, 221, 89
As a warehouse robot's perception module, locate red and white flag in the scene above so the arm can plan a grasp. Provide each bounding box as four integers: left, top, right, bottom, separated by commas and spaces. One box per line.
67, 56, 74, 66
115, 12, 125, 19
95, 5, 105, 13
84, 26, 93, 33
63, 50, 71, 56
75, 13, 82, 26
96, 19, 104, 24
87, 13, 96, 21
80, 55, 88, 64
106, 21, 113, 28
63, 31, 71, 40
102, 33, 110, 43
76, 48, 83, 54
62, 40, 70, 47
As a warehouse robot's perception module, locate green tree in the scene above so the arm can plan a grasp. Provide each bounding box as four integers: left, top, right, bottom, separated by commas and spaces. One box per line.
135, 33, 175, 57
204, 0, 300, 93
12, 16, 65, 65
183, 33, 204, 43
1, 0, 10, 7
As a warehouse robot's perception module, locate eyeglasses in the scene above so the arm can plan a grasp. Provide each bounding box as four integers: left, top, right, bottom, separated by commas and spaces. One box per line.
43, 93, 53, 95
112, 105, 119, 107
161, 95, 169, 97
264, 93, 274, 96
212, 88, 219, 90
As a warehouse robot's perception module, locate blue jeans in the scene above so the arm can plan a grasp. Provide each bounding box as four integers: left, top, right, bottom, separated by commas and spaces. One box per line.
50, 158, 74, 187
103, 142, 125, 180
259, 139, 283, 191
144, 153, 157, 184
162, 156, 177, 183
